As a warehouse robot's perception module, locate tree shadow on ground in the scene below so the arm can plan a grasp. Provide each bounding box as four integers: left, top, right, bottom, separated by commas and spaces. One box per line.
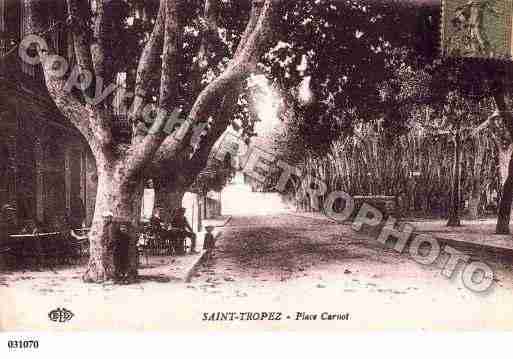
218, 227, 390, 272
136, 274, 181, 284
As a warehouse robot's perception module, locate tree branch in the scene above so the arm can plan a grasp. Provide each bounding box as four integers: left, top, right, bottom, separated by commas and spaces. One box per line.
187, 0, 276, 124
125, 0, 183, 178
148, 0, 254, 194
65, 0, 95, 90
198, 0, 221, 66
130, 0, 166, 144
159, 0, 181, 112
24, 0, 114, 157
185, 87, 240, 178
24, 1, 95, 146
154, 0, 277, 167
186, 0, 222, 104
234, 0, 265, 57
91, 0, 106, 80
471, 110, 499, 137
489, 69, 513, 138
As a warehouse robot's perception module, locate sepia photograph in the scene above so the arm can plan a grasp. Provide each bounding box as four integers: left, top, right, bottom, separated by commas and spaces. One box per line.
2, 0, 513, 345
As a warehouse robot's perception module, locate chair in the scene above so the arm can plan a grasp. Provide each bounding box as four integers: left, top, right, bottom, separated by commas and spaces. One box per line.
55, 232, 73, 265
147, 222, 174, 256
6, 236, 24, 268
0, 245, 13, 268
20, 233, 44, 268
156, 234, 174, 255
65, 237, 88, 264
36, 233, 62, 267
68, 229, 90, 263
18, 232, 63, 268
168, 228, 187, 255
160, 230, 177, 256
75, 238, 90, 259
42, 233, 60, 265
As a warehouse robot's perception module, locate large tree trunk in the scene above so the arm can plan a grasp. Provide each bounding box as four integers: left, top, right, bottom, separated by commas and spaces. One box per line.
468, 184, 481, 220
83, 165, 143, 283
447, 132, 462, 227
490, 75, 513, 234
468, 139, 485, 220
496, 147, 513, 234
498, 145, 513, 189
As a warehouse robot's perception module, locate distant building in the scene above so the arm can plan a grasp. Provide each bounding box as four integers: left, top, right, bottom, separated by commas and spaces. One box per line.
0, 0, 97, 230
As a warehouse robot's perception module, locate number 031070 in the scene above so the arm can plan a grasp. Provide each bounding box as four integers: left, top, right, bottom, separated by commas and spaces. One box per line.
8, 339, 39, 349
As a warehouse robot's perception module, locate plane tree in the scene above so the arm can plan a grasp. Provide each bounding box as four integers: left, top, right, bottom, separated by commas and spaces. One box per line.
25, 0, 282, 282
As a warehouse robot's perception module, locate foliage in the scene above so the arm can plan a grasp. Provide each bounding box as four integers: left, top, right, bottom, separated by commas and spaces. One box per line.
190, 155, 236, 194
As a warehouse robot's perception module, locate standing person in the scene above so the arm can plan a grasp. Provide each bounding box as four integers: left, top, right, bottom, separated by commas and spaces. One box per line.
114, 222, 131, 282
203, 226, 220, 259
171, 207, 197, 253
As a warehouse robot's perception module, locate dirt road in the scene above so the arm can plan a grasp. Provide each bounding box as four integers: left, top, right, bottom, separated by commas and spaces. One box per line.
191, 214, 513, 329
2, 214, 513, 330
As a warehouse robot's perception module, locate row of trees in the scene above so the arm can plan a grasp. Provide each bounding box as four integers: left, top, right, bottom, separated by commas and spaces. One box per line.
273, 108, 499, 220
266, 1, 513, 233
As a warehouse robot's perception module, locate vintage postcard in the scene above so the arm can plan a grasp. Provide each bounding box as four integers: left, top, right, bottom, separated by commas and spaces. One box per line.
2, 0, 513, 341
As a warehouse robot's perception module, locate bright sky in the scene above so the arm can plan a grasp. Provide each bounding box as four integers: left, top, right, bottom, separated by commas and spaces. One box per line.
248, 74, 283, 136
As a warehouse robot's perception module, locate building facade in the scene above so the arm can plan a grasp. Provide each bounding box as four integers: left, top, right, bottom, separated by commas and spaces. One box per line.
0, 0, 97, 231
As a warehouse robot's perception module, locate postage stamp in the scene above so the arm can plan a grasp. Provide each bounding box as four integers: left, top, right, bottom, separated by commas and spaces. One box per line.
442, 0, 513, 60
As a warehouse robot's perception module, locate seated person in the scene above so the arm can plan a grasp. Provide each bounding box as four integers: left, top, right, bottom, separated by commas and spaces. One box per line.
170, 207, 197, 253
148, 207, 164, 241
150, 207, 164, 234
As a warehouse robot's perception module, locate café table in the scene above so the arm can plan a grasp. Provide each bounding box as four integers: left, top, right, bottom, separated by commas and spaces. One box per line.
8, 232, 68, 267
